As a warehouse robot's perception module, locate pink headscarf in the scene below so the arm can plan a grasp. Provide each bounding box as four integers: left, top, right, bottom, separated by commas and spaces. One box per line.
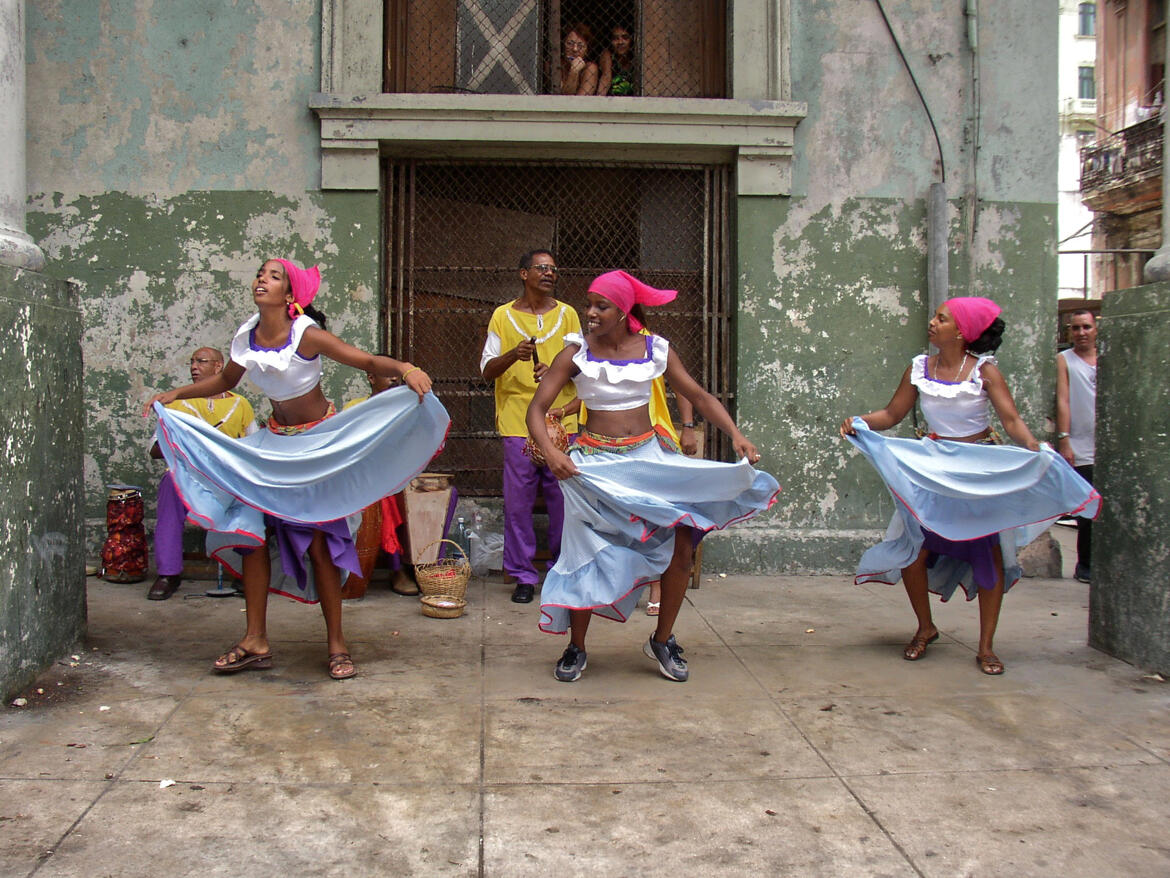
275, 258, 322, 319
944, 296, 1001, 343
588, 270, 677, 332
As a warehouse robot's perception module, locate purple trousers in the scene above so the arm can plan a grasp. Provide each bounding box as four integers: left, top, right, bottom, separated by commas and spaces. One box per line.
153, 471, 186, 576
501, 436, 565, 585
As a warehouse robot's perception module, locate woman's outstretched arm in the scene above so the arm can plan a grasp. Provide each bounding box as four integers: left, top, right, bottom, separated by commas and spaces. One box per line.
982, 364, 1040, 450
839, 366, 917, 437
526, 346, 580, 479
663, 350, 760, 463
299, 327, 432, 400
142, 361, 245, 415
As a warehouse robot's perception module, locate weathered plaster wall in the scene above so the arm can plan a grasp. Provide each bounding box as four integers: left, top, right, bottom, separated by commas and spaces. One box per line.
706, 1, 1057, 571
1089, 284, 1170, 674
26, 1, 382, 544
0, 266, 85, 700
24, 1, 1057, 574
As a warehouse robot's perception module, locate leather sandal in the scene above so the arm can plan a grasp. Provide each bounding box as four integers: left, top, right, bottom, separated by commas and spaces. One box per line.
213, 644, 273, 673
328, 652, 356, 680
902, 631, 939, 661
976, 653, 1005, 675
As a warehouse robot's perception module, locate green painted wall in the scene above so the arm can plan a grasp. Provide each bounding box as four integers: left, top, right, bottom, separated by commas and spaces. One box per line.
0, 267, 86, 700
24, 1, 1057, 573
1090, 284, 1170, 674
27, 1, 384, 548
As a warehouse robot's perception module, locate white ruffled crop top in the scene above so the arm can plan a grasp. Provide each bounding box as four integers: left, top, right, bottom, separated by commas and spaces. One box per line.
229, 314, 323, 401
566, 331, 668, 411
911, 353, 995, 437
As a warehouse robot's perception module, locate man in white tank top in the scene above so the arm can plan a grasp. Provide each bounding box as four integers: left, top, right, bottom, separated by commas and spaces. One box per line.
1056, 309, 1097, 583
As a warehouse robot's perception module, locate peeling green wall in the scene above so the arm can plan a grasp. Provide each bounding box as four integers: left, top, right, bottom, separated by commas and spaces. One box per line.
26, 1, 382, 546
25, 1, 1057, 573
0, 267, 86, 700
704, 0, 1058, 571
1090, 284, 1170, 674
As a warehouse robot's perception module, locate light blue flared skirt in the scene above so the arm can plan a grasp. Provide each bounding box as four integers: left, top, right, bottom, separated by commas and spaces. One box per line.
538, 435, 780, 634
846, 419, 1100, 600
154, 387, 450, 600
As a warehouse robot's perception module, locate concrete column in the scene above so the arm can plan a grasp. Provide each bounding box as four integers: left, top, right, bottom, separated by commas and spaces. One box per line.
0, 0, 45, 271
1089, 283, 1170, 674
1142, 22, 1170, 282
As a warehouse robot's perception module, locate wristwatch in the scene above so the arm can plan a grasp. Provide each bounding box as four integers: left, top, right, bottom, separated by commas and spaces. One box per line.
681, 421, 695, 429
1056, 431, 1070, 440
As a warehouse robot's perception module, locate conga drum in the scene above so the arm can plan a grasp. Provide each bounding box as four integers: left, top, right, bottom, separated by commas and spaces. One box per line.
100, 485, 148, 582
341, 500, 383, 600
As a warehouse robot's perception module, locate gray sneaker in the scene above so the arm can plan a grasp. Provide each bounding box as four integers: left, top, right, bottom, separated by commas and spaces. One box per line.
643, 634, 688, 682
554, 644, 587, 682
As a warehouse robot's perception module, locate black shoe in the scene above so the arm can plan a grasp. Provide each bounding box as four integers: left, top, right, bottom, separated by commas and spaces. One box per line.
643, 634, 689, 682
147, 575, 181, 601
511, 583, 535, 603
1074, 564, 1091, 584
554, 644, 587, 682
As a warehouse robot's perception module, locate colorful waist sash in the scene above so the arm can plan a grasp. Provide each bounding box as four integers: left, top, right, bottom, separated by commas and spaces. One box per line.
575, 425, 680, 456
268, 401, 336, 435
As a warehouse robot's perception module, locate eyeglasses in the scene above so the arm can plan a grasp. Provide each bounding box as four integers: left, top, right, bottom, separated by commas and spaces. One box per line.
528, 264, 558, 275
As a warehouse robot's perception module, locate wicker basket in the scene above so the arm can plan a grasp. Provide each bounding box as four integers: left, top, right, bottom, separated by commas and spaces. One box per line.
420, 594, 467, 619
414, 538, 470, 601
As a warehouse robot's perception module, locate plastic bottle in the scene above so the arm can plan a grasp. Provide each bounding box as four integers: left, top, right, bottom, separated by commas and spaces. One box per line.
455, 516, 468, 558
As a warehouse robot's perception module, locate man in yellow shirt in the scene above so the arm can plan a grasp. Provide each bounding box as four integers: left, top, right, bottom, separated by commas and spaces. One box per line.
147, 347, 257, 600
480, 250, 580, 603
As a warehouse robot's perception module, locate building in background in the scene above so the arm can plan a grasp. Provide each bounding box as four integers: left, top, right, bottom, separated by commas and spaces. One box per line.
24, 1, 1058, 574
1081, 0, 1165, 295
1059, 1, 1099, 301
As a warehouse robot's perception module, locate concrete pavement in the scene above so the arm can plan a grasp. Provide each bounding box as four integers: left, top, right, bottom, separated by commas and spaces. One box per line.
2, 529, 1168, 877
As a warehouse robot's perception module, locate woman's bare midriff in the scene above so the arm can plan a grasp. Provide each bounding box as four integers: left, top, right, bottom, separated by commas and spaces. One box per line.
268, 385, 331, 427
936, 426, 992, 443
582, 404, 653, 438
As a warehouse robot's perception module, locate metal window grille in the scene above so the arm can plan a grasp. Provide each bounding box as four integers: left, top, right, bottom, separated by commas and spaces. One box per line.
385, 160, 733, 496
386, 0, 726, 97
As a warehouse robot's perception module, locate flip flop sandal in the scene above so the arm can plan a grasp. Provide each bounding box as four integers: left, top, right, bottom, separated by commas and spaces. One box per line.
328, 652, 356, 680
976, 654, 1005, 675
646, 601, 661, 616
902, 632, 939, 661
213, 644, 273, 673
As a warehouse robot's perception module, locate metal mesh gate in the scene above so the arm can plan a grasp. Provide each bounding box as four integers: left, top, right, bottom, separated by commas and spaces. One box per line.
385, 160, 733, 495
386, 0, 726, 97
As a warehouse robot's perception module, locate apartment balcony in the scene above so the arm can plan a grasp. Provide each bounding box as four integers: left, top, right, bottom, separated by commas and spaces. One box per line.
1081, 115, 1163, 214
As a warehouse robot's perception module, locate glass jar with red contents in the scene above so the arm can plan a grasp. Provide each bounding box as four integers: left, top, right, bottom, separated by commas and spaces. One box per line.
100, 485, 148, 582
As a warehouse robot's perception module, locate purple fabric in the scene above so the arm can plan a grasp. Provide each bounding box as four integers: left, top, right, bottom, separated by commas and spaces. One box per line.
502, 436, 565, 585
436, 487, 461, 560
267, 514, 360, 592
921, 528, 1001, 590
153, 471, 186, 576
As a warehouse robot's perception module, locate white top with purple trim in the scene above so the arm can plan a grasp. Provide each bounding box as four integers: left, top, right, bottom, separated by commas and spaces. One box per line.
566, 331, 668, 412
229, 314, 323, 401
910, 353, 996, 437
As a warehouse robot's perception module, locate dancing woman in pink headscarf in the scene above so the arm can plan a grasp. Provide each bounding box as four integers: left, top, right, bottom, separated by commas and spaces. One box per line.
143, 259, 449, 680
840, 298, 1098, 676
526, 270, 780, 683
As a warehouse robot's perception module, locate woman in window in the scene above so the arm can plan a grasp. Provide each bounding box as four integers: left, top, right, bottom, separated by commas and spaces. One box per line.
598, 25, 639, 96
559, 23, 599, 95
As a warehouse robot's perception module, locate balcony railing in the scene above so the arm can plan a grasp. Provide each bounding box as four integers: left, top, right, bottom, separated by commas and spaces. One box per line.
1081, 115, 1162, 205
